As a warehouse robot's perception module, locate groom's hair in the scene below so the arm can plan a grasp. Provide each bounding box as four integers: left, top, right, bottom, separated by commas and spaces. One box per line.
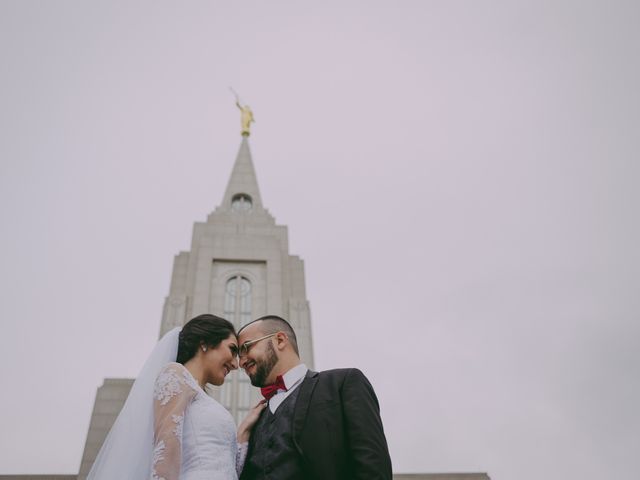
239, 315, 299, 356
177, 314, 236, 364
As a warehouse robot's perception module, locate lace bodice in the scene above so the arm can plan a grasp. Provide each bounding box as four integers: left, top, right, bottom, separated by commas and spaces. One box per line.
152, 363, 247, 480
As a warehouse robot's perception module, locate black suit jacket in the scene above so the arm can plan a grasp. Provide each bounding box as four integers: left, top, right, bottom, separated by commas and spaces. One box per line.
242, 368, 393, 480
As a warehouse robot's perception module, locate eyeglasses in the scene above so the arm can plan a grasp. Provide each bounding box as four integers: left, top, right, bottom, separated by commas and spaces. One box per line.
239, 333, 277, 357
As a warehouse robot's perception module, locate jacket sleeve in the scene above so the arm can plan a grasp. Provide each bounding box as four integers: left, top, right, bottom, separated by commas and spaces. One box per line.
341, 368, 393, 479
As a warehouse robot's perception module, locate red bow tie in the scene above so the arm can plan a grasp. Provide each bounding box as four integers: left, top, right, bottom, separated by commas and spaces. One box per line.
261, 375, 287, 400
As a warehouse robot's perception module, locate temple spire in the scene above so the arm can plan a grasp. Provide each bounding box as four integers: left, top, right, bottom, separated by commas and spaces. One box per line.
221, 136, 263, 211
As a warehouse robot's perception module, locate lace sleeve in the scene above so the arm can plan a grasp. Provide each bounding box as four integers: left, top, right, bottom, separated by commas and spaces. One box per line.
236, 442, 248, 476
151, 363, 198, 480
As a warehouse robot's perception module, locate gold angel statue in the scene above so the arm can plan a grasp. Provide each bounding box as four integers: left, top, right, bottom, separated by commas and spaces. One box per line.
230, 88, 255, 136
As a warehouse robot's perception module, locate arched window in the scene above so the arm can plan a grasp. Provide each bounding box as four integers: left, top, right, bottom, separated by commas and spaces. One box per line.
221, 275, 253, 421
231, 193, 252, 212
224, 276, 252, 328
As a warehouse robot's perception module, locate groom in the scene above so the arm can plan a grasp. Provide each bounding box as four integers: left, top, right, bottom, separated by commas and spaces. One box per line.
237, 315, 393, 480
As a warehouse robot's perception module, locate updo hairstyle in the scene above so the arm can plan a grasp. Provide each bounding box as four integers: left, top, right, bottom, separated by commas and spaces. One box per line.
176, 314, 236, 365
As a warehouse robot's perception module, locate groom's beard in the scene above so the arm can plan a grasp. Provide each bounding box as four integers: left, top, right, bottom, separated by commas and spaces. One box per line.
248, 341, 278, 387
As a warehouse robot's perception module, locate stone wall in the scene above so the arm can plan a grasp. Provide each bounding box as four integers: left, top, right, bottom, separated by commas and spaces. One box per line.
77, 378, 134, 480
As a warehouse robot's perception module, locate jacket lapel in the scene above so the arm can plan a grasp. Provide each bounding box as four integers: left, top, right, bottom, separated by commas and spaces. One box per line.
291, 370, 319, 455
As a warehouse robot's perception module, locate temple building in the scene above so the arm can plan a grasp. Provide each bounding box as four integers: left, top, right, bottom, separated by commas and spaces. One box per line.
78, 127, 314, 477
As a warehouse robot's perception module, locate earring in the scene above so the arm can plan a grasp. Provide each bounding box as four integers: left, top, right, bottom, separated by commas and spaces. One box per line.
202, 346, 207, 352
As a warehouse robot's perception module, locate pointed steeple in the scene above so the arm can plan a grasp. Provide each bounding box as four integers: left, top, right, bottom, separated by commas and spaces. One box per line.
221, 136, 263, 211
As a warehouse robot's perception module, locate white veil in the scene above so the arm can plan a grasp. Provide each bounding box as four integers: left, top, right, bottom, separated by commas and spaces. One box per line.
87, 327, 181, 480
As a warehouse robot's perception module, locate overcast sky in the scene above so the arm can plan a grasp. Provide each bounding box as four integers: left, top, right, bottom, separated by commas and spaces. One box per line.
1, 1, 639, 479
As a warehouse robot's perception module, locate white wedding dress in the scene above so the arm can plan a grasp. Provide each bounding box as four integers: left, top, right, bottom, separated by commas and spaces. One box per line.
152, 362, 247, 480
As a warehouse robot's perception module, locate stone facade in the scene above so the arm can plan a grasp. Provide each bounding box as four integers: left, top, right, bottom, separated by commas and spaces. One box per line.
77, 379, 133, 480
393, 475, 491, 480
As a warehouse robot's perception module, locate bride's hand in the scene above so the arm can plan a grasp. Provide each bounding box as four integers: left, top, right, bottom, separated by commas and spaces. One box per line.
237, 400, 267, 443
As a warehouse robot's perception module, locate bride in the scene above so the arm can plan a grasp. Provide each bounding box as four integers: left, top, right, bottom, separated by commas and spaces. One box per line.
87, 314, 265, 480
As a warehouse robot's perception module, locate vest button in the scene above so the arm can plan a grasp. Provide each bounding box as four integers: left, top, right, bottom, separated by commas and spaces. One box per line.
265, 465, 272, 474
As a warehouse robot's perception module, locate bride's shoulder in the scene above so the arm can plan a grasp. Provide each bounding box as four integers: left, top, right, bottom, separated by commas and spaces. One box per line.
156, 362, 192, 384
154, 363, 198, 403
159, 361, 187, 374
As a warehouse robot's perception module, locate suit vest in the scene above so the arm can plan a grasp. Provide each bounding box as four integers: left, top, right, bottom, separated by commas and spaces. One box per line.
241, 386, 304, 480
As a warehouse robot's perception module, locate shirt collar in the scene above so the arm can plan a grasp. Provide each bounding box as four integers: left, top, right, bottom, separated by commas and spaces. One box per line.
282, 363, 308, 390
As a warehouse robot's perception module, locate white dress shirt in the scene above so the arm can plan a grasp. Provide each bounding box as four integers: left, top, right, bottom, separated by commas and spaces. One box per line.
268, 363, 308, 413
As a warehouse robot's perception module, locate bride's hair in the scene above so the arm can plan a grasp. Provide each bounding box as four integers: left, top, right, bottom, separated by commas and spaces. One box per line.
176, 314, 236, 364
